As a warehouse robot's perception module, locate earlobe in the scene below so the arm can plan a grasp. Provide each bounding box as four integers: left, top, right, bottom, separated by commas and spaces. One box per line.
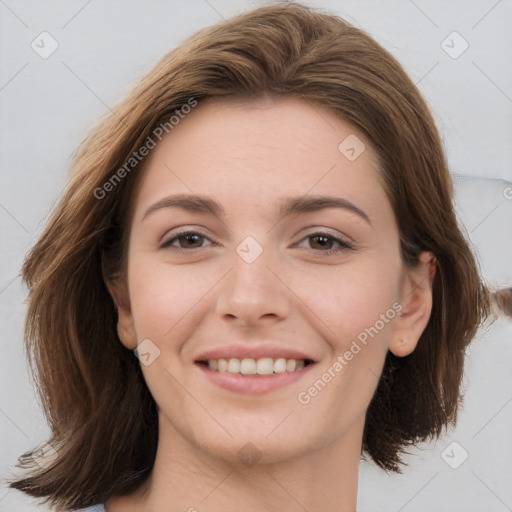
117, 322, 138, 350
389, 251, 436, 357
389, 336, 412, 358
105, 278, 137, 350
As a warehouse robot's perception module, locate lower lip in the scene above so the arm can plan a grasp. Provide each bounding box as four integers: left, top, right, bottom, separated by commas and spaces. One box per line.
195, 362, 316, 395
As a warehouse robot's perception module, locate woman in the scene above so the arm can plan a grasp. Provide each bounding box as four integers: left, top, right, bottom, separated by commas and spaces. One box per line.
9, 3, 490, 511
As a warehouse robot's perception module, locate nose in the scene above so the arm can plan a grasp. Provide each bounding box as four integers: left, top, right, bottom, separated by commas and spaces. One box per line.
214, 245, 291, 327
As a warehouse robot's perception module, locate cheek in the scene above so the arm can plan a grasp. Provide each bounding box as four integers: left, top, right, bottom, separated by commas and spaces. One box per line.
127, 255, 227, 348
294, 259, 400, 346
290, 270, 400, 441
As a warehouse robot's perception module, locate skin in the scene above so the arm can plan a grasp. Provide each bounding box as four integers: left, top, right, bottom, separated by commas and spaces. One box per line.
107, 95, 435, 512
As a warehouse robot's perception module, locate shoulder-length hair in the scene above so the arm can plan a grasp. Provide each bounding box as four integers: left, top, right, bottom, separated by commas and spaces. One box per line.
10, 2, 490, 510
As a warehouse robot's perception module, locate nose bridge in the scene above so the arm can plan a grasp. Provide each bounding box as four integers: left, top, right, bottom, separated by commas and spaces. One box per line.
215, 234, 290, 323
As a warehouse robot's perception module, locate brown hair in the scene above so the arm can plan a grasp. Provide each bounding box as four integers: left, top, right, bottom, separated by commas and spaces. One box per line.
9, 2, 491, 509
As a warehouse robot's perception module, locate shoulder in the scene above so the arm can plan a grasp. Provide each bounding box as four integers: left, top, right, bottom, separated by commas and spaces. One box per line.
78, 506, 105, 512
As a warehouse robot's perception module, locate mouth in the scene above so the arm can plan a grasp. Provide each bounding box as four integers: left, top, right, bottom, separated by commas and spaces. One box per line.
196, 357, 316, 375
195, 356, 317, 395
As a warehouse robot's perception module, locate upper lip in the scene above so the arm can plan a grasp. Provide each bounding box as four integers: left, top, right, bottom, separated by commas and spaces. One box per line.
195, 344, 318, 363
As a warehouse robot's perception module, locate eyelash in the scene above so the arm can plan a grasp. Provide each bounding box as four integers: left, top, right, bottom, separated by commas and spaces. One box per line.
160, 229, 355, 256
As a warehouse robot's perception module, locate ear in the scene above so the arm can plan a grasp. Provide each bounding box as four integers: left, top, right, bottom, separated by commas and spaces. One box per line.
105, 277, 137, 350
389, 251, 436, 357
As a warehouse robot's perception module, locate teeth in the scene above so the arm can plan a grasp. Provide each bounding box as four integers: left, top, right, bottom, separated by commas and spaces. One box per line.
227, 358, 240, 373
240, 358, 257, 375
206, 357, 310, 374
274, 357, 287, 373
256, 357, 273, 375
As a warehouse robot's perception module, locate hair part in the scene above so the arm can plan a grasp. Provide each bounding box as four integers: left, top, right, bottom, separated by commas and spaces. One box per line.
10, 2, 490, 509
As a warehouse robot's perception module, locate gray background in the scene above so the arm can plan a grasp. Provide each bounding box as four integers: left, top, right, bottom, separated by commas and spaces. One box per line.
1, 0, 511, 510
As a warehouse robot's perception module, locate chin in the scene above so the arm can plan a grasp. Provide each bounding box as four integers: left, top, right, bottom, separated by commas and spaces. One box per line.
189, 417, 320, 467
212, 436, 310, 467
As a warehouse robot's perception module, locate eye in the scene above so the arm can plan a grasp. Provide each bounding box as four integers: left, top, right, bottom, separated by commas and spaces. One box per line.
160, 229, 355, 256
160, 230, 214, 252
296, 232, 355, 255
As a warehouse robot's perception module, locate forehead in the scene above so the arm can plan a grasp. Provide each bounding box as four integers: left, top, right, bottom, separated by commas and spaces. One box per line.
132, 96, 393, 226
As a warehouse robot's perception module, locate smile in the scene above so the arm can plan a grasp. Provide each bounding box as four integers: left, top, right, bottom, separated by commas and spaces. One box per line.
199, 357, 314, 375
195, 357, 317, 395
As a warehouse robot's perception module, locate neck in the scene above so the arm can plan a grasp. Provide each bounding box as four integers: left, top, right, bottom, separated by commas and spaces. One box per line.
107, 414, 363, 512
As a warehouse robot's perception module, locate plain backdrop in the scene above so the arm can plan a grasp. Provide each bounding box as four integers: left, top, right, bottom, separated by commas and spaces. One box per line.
1, 1, 511, 511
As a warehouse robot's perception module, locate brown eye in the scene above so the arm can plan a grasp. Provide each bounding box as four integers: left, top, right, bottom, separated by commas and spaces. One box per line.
309, 234, 336, 250
297, 232, 354, 255
160, 230, 214, 251
175, 234, 204, 249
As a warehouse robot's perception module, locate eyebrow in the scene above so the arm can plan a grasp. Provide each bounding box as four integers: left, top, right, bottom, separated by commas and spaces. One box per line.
142, 193, 371, 225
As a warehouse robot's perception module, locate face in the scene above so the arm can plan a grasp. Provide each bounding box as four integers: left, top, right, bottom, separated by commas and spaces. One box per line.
112, 96, 433, 466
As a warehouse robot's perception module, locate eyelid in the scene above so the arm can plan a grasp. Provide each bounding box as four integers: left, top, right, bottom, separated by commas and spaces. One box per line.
160, 227, 355, 255
293, 230, 355, 252
160, 227, 215, 250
